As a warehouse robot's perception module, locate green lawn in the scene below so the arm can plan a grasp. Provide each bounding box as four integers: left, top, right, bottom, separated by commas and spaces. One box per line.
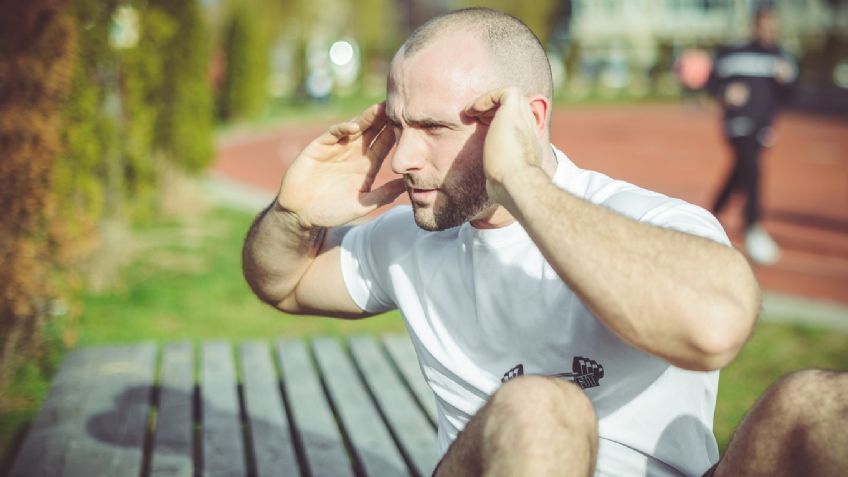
1, 204, 846, 471
77, 207, 406, 343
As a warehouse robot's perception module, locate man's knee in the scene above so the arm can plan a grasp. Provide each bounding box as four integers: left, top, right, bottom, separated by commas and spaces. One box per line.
761, 369, 848, 421
746, 369, 848, 451
718, 370, 848, 476
484, 376, 598, 447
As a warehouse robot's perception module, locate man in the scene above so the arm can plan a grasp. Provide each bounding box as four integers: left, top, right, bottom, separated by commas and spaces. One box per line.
707, 6, 798, 265
243, 8, 846, 477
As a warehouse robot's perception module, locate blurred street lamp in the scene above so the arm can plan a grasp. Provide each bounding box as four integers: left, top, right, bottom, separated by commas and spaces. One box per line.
329, 40, 354, 67
329, 39, 360, 94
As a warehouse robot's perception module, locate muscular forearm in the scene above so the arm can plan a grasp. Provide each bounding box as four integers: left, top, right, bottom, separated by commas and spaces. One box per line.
242, 200, 325, 309
500, 166, 760, 371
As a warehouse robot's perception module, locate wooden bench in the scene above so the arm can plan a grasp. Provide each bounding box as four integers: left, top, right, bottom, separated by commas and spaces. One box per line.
8, 334, 440, 477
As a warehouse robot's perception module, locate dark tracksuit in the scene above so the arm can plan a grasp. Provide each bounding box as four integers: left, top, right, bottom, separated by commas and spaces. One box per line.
706, 40, 798, 226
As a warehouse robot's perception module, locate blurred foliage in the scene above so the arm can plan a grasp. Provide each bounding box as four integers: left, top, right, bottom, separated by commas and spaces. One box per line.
0, 0, 76, 404
218, 3, 269, 121
150, 0, 215, 172
800, 30, 848, 88
353, 0, 401, 90
459, 0, 559, 47
119, 7, 177, 211
0, 0, 214, 406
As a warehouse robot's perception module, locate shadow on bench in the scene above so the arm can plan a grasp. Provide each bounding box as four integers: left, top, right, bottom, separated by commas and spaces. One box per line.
8, 334, 438, 477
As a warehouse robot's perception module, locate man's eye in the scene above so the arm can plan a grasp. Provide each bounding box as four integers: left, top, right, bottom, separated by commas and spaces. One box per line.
424, 124, 444, 132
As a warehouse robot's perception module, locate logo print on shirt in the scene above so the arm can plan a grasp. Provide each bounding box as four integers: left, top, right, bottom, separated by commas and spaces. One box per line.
501, 356, 605, 389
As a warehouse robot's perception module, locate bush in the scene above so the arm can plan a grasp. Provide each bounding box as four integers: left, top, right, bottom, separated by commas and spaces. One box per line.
0, 0, 77, 401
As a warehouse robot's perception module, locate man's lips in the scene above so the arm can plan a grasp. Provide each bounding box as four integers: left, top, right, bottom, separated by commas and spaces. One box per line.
408, 187, 439, 203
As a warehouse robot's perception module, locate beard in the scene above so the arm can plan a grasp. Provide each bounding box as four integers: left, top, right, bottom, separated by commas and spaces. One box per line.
408, 159, 494, 231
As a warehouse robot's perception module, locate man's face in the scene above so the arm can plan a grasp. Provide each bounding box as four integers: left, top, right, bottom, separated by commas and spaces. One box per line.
755, 12, 778, 46
385, 32, 498, 231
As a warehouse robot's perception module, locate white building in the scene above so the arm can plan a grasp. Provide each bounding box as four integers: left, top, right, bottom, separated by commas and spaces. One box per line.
565, 0, 848, 95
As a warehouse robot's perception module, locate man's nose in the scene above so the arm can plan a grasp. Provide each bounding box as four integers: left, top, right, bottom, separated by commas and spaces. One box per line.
391, 131, 426, 175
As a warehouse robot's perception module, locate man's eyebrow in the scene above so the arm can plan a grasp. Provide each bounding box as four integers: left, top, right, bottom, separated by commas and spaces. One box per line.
387, 113, 458, 129
411, 117, 457, 129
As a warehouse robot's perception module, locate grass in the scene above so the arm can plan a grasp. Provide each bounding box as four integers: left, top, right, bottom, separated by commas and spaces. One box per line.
1, 203, 846, 470
77, 207, 405, 344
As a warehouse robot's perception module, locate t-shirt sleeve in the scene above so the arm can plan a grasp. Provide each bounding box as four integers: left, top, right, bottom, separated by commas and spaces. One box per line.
339, 207, 408, 314
586, 179, 731, 247
641, 200, 731, 247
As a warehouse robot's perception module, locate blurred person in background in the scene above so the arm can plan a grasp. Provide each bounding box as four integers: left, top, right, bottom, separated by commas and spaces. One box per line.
706, 6, 798, 265
244, 7, 846, 477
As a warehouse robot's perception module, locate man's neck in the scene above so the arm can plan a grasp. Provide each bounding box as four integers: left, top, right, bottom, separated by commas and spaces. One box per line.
469, 143, 558, 229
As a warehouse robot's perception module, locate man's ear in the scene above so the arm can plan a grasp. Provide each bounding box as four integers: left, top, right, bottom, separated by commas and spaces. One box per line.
527, 95, 550, 138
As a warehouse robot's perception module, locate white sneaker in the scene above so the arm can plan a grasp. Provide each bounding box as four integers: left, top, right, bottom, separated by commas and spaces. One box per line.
745, 224, 780, 265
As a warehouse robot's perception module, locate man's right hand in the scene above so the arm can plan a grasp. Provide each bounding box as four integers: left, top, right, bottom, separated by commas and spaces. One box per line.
277, 102, 405, 229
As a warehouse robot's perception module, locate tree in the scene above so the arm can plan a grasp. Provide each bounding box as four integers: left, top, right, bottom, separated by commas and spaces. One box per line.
354, 0, 400, 91
218, 4, 269, 121
150, 0, 215, 172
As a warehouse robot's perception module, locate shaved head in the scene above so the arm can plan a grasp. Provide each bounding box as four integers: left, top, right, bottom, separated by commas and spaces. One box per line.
385, 8, 556, 231
400, 7, 553, 102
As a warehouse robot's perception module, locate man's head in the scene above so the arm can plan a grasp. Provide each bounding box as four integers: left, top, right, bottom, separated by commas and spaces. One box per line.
753, 7, 778, 47
385, 8, 553, 231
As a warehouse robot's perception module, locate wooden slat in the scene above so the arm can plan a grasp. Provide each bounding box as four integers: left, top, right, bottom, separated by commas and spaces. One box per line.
8, 347, 100, 477
11, 336, 442, 477
382, 334, 438, 424
350, 336, 439, 477
151, 342, 194, 477
275, 338, 353, 477
49, 344, 157, 477
201, 341, 246, 477
311, 337, 407, 477
239, 341, 298, 477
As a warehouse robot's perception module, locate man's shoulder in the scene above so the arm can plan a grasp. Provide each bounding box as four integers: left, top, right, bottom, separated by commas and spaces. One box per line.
556, 156, 722, 236
554, 157, 675, 215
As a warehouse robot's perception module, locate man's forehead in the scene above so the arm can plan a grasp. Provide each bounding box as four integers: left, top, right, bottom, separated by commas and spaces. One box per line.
387, 31, 495, 122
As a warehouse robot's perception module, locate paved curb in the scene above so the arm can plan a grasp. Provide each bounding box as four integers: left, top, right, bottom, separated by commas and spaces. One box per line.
761, 292, 848, 332
205, 173, 275, 213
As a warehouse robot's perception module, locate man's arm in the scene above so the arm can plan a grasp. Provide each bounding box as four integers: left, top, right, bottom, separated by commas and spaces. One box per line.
241, 104, 404, 317
468, 89, 760, 372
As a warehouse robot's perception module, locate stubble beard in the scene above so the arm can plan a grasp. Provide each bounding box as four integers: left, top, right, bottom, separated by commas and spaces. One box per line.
409, 162, 493, 231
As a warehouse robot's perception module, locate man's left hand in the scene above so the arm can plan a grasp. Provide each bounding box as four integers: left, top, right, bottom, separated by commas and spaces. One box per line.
465, 87, 542, 205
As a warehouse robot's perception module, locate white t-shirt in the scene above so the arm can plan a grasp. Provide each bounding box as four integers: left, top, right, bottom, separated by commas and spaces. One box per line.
340, 148, 728, 477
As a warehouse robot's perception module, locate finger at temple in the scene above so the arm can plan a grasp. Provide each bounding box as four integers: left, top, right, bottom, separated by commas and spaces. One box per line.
368, 124, 395, 161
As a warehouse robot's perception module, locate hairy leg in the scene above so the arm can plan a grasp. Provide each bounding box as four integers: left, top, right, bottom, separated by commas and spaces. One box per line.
715, 369, 848, 477
434, 376, 598, 477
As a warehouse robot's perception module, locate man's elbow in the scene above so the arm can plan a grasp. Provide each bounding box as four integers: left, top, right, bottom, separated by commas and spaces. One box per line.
247, 278, 303, 314
688, 286, 760, 371
241, 262, 296, 312
689, 326, 752, 371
